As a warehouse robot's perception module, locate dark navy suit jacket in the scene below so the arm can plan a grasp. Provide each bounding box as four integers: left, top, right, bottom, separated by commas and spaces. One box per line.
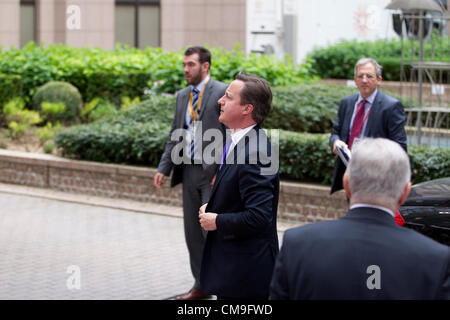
329, 90, 407, 194
270, 207, 450, 300
200, 126, 280, 299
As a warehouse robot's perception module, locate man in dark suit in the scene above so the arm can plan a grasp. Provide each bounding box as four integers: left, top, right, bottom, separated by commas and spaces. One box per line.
270, 138, 450, 300
329, 58, 407, 194
154, 46, 227, 300
198, 72, 279, 300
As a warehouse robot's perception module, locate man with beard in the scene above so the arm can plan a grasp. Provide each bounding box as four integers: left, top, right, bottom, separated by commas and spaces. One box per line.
154, 46, 227, 300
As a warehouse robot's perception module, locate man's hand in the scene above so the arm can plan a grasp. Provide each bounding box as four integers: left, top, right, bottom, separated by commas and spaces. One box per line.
333, 139, 347, 155
154, 172, 166, 188
199, 211, 217, 231
199, 203, 208, 216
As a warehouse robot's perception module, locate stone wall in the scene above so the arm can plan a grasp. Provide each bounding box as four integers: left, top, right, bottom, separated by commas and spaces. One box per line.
0, 149, 348, 224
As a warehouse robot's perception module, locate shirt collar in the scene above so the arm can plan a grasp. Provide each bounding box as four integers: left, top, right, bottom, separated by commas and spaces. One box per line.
193, 74, 210, 92
350, 203, 394, 217
231, 124, 257, 146
357, 88, 377, 106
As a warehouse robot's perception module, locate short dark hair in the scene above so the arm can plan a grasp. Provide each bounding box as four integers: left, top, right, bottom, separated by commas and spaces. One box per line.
235, 71, 272, 124
184, 46, 211, 67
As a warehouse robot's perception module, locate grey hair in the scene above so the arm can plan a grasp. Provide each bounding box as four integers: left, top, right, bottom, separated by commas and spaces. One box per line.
346, 138, 410, 208
354, 58, 382, 77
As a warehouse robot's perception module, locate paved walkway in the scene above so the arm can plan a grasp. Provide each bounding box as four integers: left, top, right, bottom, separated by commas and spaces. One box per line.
0, 183, 294, 300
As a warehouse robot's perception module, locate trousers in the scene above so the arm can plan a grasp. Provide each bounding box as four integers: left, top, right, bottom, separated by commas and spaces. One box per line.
182, 164, 211, 289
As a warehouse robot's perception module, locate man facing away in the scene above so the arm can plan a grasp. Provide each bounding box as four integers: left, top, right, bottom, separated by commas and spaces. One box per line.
270, 138, 450, 300
198, 72, 280, 300
154, 46, 227, 300
329, 58, 407, 195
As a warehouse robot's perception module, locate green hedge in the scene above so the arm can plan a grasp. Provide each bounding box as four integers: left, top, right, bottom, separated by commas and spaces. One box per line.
308, 38, 450, 81
55, 95, 174, 165
0, 73, 22, 104
0, 43, 315, 104
55, 97, 450, 185
268, 84, 357, 133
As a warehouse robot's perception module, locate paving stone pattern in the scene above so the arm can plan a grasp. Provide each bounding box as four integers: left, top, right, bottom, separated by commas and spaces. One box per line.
0, 193, 193, 300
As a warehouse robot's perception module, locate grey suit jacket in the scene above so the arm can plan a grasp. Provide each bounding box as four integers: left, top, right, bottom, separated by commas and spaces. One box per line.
157, 78, 227, 187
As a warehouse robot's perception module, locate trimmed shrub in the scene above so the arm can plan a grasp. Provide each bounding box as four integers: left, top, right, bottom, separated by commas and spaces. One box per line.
266, 84, 357, 133
409, 145, 450, 183
308, 38, 450, 81
32, 81, 82, 122
55, 95, 175, 165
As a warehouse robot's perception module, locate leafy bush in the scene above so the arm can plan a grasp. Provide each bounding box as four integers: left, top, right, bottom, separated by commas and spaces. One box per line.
55, 95, 449, 185
2, 97, 42, 139
88, 100, 117, 122
308, 38, 450, 81
0, 74, 22, 105
55, 95, 176, 165
266, 84, 357, 133
40, 101, 66, 123
0, 43, 315, 104
32, 81, 82, 122
409, 145, 450, 183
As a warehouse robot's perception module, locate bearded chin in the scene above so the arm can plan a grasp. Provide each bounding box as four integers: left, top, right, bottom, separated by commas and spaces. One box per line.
189, 73, 203, 86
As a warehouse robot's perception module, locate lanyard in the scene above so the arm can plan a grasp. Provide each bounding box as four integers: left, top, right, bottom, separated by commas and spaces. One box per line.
189, 77, 210, 123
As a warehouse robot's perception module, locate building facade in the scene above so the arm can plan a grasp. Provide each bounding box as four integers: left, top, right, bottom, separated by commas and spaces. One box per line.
0, 0, 246, 52
0, 0, 447, 62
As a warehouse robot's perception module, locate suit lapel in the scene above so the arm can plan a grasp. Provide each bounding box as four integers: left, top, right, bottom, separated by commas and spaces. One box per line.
343, 94, 359, 142
364, 90, 381, 137
177, 89, 191, 128
197, 80, 214, 121
208, 126, 261, 201
209, 162, 230, 200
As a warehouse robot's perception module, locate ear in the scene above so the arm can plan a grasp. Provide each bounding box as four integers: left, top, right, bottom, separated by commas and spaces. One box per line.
202, 61, 210, 73
343, 173, 351, 199
376, 75, 383, 84
243, 103, 254, 115
398, 182, 411, 206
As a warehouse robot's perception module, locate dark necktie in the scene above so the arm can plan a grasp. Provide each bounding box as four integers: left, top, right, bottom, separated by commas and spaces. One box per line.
190, 88, 200, 158
348, 99, 367, 150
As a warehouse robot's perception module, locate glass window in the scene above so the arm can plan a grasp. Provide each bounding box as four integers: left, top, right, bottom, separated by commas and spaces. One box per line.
115, 1, 160, 48
20, 1, 35, 47
115, 5, 136, 47
138, 5, 160, 48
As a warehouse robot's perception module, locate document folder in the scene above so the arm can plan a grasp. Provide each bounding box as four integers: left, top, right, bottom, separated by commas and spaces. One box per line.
336, 145, 351, 167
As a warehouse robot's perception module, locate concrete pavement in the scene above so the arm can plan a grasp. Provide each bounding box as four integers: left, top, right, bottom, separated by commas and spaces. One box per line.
0, 183, 294, 300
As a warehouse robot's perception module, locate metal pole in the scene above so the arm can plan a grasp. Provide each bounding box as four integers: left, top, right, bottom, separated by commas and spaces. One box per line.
417, 9, 424, 145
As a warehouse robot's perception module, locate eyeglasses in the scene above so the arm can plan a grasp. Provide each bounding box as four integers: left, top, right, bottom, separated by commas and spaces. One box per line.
356, 74, 376, 80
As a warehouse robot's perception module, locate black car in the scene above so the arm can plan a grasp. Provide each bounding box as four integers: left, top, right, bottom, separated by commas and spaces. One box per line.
399, 177, 450, 246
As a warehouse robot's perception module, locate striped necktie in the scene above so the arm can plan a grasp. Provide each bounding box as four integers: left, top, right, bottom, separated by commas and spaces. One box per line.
190, 88, 200, 124
190, 88, 200, 158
